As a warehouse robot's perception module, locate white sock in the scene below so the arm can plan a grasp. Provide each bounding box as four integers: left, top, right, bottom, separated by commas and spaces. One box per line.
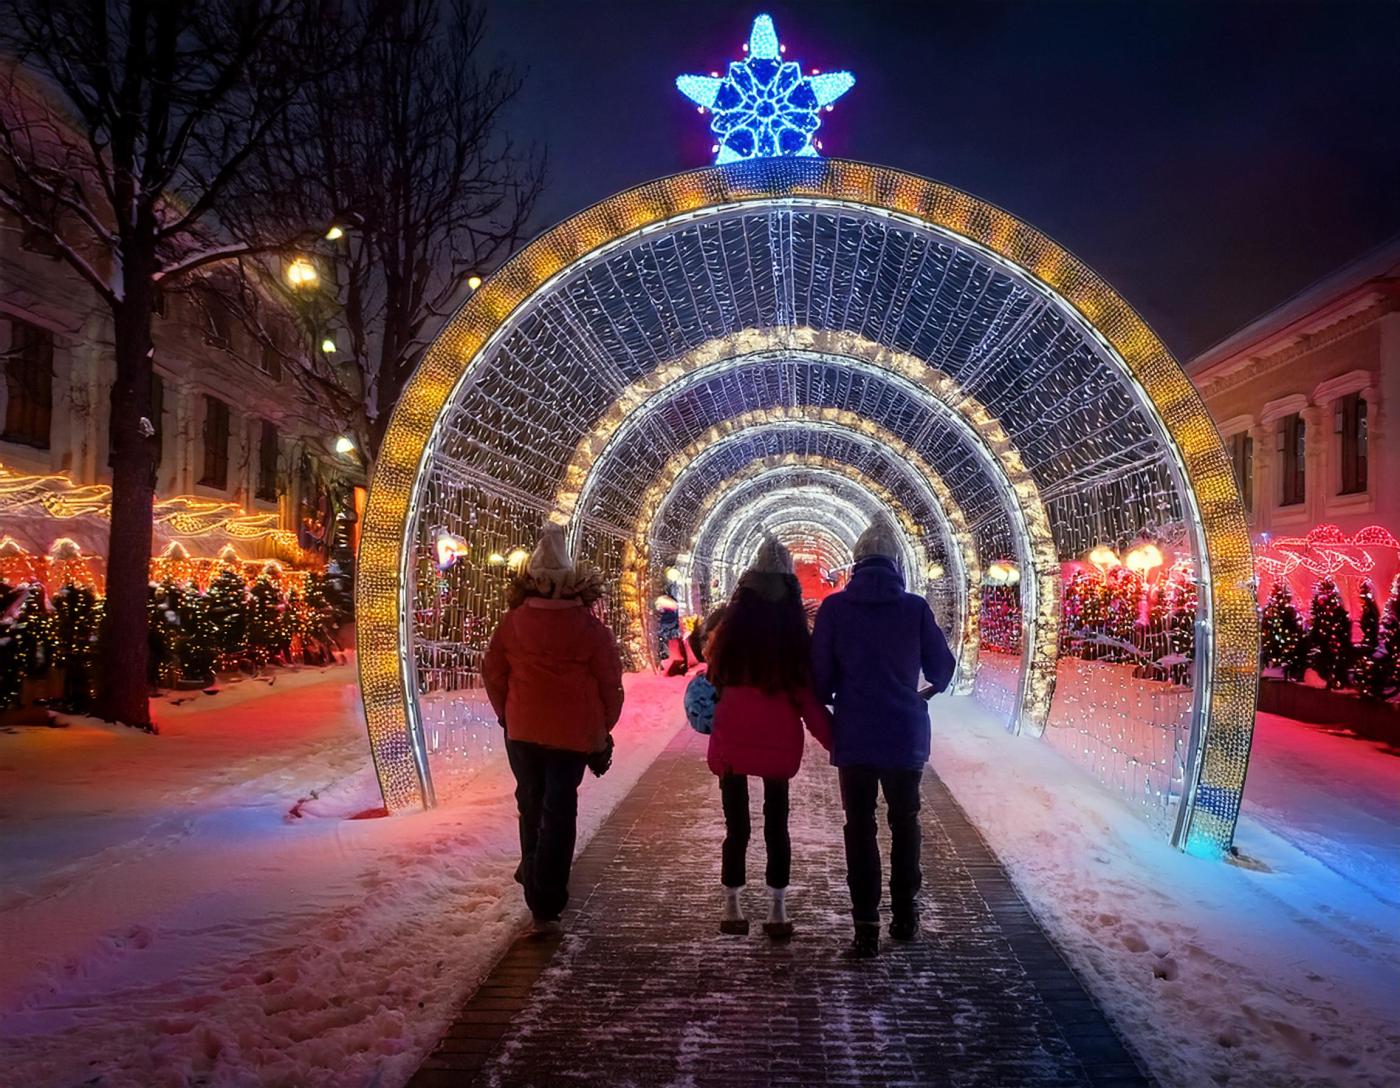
767, 886, 788, 924
722, 885, 744, 921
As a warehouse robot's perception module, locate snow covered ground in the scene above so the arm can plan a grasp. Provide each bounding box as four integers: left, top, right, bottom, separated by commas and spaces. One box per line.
0, 663, 685, 1088
932, 697, 1400, 1088
1, 664, 1396, 1088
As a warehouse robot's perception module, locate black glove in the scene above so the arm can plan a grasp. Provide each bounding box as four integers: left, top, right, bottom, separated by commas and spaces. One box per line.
585, 734, 614, 778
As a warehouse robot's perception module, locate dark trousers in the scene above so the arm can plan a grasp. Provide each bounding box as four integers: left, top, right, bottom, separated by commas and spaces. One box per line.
839, 765, 924, 926
719, 774, 791, 889
506, 738, 588, 921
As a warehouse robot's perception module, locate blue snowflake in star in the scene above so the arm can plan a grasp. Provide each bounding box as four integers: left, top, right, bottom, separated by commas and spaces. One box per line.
677, 14, 854, 165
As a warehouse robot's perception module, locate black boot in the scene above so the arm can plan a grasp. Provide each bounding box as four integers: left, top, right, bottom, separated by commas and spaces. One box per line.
890, 903, 919, 941
850, 922, 880, 958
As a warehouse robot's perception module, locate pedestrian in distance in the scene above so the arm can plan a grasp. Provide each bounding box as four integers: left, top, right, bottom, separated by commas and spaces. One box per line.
483, 523, 624, 936
811, 518, 956, 958
705, 537, 832, 939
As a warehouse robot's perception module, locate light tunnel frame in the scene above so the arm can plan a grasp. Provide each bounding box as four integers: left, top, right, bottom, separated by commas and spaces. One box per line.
548, 332, 1057, 698
357, 158, 1257, 856
646, 451, 965, 687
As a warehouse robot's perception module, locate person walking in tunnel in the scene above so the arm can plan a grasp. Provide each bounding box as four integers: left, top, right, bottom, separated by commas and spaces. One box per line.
811, 519, 956, 958
705, 537, 832, 939
483, 524, 624, 935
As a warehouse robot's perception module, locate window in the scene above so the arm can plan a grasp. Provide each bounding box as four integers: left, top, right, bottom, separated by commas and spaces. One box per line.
109, 372, 164, 471
257, 419, 279, 501
1229, 431, 1253, 512
2, 317, 54, 448
1337, 393, 1368, 495
198, 284, 236, 346
1279, 412, 1306, 507
18, 168, 67, 257
200, 394, 230, 489
260, 339, 283, 382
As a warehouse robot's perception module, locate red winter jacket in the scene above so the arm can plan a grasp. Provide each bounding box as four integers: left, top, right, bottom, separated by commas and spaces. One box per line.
482, 598, 624, 753
707, 684, 833, 780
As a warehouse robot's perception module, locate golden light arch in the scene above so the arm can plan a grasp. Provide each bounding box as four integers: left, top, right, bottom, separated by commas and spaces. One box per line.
357, 158, 1256, 857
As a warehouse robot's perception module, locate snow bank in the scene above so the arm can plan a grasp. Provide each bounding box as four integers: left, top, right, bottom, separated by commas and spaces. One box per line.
0, 664, 687, 1087
932, 696, 1400, 1088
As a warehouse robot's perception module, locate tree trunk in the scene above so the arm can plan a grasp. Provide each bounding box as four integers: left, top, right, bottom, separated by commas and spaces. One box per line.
96, 286, 157, 730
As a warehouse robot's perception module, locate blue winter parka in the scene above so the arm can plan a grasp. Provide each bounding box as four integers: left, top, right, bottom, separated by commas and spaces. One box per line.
810, 556, 956, 770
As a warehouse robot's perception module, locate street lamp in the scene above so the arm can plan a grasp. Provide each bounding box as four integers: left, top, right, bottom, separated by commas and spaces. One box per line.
325, 225, 344, 241
1088, 545, 1120, 576
320, 338, 336, 354
1125, 542, 1165, 578
334, 435, 355, 456
284, 257, 319, 289
466, 274, 483, 291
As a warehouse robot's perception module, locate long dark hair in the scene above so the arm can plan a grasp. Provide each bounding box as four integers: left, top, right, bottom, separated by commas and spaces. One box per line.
706, 572, 811, 694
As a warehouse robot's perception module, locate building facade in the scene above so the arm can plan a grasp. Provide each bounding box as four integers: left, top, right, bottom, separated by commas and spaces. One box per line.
1188, 238, 1400, 607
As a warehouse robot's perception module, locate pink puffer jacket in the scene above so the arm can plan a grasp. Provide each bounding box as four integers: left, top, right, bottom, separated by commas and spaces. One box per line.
707, 685, 832, 780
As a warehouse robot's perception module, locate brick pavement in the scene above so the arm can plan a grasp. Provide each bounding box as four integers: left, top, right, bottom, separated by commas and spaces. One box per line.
409, 728, 1151, 1088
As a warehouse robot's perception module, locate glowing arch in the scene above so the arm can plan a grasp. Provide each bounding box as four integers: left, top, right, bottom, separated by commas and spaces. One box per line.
357, 158, 1256, 857
643, 450, 973, 690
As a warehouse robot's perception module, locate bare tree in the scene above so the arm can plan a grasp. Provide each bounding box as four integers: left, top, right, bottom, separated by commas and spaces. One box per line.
0, 1, 346, 728
244, 0, 544, 461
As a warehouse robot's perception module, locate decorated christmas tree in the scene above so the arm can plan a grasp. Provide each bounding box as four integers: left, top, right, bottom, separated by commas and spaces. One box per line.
177, 588, 221, 684
205, 566, 249, 672
148, 581, 187, 687
1260, 580, 1307, 680
1103, 567, 1142, 659
1307, 576, 1353, 690
52, 582, 102, 710
0, 584, 57, 710
1381, 575, 1400, 697
245, 569, 290, 669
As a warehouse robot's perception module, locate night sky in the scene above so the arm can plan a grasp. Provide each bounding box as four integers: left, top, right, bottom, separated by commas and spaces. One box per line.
485, 1, 1400, 360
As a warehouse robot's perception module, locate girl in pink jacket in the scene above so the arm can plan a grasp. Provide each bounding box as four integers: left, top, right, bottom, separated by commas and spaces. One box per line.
705, 538, 831, 938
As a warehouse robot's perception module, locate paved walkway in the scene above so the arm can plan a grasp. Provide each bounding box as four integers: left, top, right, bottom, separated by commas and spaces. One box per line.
409, 729, 1151, 1088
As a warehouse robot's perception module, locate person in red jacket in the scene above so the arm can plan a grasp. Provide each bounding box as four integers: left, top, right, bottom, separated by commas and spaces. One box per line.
483, 524, 624, 934
706, 537, 832, 939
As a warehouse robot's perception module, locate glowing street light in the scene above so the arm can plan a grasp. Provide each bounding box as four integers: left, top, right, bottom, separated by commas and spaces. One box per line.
325, 225, 344, 241
334, 435, 355, 456
664, 565, 683, 584
284, 257, 319, 289
506, 548, 529, 571
466, 274, 483, 291
320, 338, 337, 354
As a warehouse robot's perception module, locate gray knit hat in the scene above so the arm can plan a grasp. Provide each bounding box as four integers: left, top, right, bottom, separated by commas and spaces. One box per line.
748, 534, 795, 576
854, 519, 901, 562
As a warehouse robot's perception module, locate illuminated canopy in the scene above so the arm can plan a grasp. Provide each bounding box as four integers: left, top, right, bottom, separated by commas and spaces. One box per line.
357, 158, 1257, 857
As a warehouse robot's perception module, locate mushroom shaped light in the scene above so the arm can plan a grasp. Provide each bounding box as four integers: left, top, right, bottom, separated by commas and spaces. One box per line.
505, 548, 529, 571
663, 565, 683, 584
1088, 545, 1121, 575
1125, 542, 1165, 578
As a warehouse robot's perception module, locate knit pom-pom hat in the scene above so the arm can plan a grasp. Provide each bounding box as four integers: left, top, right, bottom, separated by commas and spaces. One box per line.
854, 519, 901, 563
519, 523, 604, 602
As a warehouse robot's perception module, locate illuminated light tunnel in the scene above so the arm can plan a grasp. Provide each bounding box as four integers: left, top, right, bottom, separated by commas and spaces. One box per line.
356, 158, 1257, 857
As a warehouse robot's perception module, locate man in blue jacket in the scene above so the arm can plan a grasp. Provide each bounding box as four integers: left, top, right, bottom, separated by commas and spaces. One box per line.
811, 519, 956, 957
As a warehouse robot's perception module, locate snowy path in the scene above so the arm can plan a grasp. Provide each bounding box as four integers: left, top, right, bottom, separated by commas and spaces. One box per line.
1, 669, 1397, 1088
933, 702, 1400, 1088
0, 666, 685, 1088
413, 727, 1146, 1087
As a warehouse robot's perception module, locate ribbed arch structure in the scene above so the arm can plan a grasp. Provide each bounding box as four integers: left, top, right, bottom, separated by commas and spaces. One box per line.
357, 158, 1257, 856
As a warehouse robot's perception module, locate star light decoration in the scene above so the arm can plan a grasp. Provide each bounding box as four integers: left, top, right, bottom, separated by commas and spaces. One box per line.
676, 14, 854, 164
